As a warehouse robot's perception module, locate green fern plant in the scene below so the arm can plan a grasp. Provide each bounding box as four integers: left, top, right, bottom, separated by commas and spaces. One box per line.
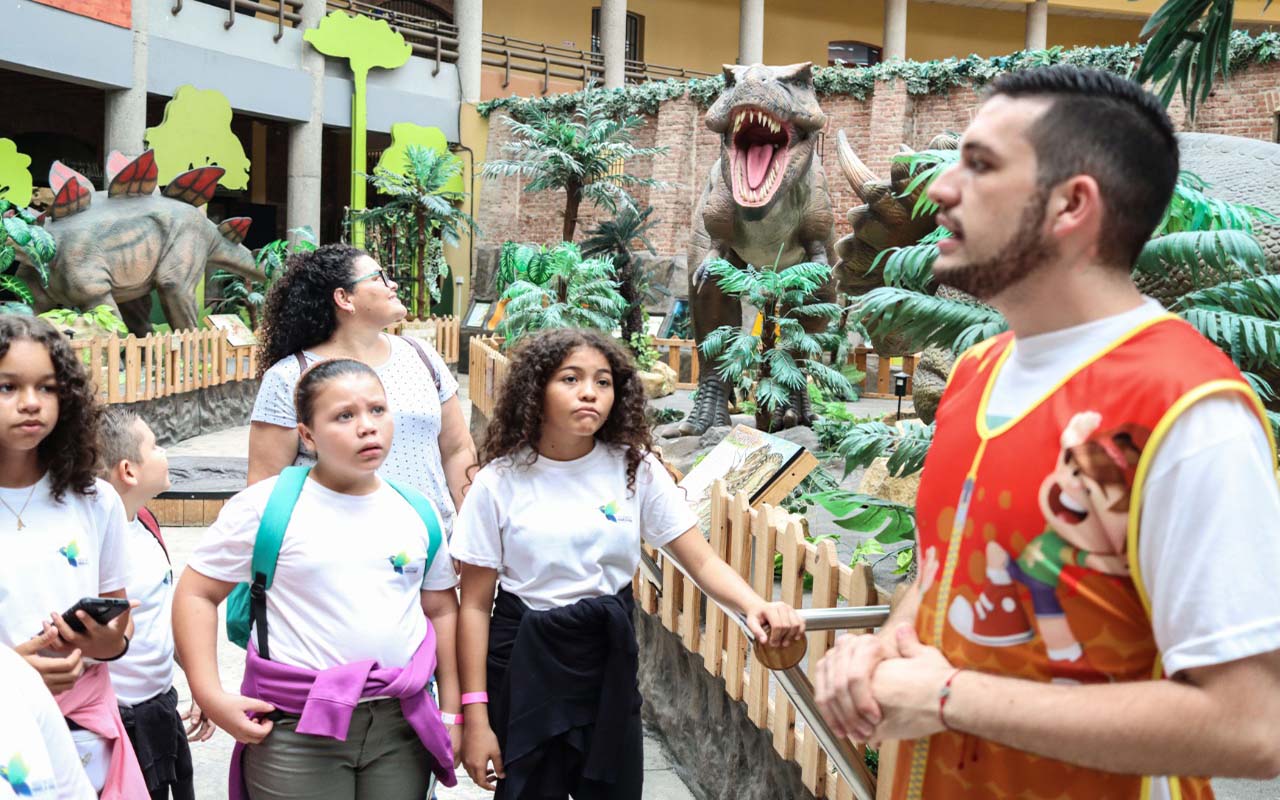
209, 227, 317, 330
581, 203, 659, 344
699, 257, 853, 433
496, 242, 626, 349
0, 200, 53, 303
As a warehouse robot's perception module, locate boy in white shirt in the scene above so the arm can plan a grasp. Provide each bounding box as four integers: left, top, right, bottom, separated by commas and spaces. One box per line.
99, 409, 212, 800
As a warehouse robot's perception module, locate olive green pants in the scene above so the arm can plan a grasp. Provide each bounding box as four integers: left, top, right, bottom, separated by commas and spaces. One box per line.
242, 699, 434, 800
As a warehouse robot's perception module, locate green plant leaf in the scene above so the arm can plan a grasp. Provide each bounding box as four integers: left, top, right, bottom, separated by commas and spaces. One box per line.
0, 274, 33, 304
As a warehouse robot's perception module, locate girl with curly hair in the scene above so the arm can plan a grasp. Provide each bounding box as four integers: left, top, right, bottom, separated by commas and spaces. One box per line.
0, 315, 147, 798
453, 328, 804, 800
248, 244, 475, 532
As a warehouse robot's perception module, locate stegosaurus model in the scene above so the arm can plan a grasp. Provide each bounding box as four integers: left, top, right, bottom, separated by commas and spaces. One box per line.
662, 62, 837, 438
17, 150, 266, 336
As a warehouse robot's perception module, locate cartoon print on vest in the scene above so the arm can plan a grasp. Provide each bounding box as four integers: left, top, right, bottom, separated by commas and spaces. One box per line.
948, 412, 1149, 676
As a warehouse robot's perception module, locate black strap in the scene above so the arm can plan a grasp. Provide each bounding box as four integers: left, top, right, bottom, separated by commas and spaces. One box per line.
294, 352, 307, 372
399, 335, 441, 392
251, 573, 270, 660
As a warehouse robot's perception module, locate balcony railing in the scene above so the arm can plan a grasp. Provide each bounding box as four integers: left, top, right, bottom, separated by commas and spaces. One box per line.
170, 0, 711, 89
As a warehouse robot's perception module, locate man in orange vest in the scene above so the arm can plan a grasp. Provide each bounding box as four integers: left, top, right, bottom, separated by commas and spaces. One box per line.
814, 65, 1280, 799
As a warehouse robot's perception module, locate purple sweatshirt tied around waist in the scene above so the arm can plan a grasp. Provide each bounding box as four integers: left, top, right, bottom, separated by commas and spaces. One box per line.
228, 626, 456, 799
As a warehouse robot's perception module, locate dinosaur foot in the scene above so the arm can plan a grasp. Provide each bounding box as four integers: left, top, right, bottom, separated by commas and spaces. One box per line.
655, 377, 732, 438
757, 384, 816, 433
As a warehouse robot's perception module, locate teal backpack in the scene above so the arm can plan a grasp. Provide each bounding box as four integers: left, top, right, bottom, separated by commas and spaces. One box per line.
226, 465, 444, 659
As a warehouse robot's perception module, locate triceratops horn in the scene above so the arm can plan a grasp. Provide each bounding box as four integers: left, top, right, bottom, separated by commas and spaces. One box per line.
837, 129, 879, 203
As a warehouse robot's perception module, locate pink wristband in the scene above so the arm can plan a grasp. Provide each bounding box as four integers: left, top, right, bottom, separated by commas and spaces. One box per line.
460, 692, 488, 706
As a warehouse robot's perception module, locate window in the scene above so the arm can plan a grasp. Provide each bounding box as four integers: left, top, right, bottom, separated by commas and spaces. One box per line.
828, 40, 881, 68
591, 8, 645, 63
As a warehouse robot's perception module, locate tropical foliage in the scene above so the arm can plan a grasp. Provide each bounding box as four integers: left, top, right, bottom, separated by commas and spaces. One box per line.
352, 145, 476, 316
0, 199, 51, 314
699, 257, 853, 432
495, 241, 626, 349
480, 86, 668, 241
582, 203, 658, 346
208, 227, 317, 330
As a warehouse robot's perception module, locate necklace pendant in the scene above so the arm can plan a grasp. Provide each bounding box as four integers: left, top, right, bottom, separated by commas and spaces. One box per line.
15, 517, 23, 530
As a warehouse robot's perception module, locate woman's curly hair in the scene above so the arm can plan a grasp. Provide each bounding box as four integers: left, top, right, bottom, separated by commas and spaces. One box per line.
0, 316, 100, 501
479, 328, 653, 495
257, 244, 365, 376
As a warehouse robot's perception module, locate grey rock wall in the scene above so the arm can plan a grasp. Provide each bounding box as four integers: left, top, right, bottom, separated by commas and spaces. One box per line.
124, 379, 260, 447
636, 609, 817, 800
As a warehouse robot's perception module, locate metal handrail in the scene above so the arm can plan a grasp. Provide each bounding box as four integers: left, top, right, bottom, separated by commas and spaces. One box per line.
639, 551, 884, 800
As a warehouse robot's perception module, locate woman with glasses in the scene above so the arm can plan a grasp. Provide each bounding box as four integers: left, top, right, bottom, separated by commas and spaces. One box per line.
246, 244, 476, 535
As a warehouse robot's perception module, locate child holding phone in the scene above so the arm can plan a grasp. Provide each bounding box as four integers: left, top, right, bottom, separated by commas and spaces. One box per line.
174, 359, 461, 800
100, 407, 212, 800
454, 329, 805, 799
0, 315, 146, 798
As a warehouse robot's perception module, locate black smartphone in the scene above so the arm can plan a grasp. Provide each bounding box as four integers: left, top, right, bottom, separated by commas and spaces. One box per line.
61, 597, 130, 634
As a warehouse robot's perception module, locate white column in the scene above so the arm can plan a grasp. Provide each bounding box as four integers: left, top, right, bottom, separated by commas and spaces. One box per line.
103, 0, 147, 159
883, 0, 907, 62
457, 0, 483, 103
600, 0, 627, 88
1025, 0, 1049, 51
287, 0, 326, 240
738, 0, 763, 65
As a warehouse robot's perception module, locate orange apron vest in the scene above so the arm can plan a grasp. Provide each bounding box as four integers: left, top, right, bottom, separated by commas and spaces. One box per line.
892, 315, 1276, 800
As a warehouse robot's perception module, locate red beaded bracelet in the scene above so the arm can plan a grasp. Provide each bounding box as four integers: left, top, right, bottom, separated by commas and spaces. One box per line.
938, 669, 964, 731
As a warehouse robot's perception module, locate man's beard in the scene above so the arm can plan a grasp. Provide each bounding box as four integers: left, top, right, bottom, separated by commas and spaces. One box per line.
933, 192, 1058, 301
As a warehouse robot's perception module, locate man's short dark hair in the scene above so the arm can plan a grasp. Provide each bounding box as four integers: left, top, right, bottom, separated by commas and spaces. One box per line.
987, 66, 1179, 269
99, 407, 144, 476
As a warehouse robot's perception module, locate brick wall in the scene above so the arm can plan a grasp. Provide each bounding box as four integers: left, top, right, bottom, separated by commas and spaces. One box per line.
477, 60, 1280, 259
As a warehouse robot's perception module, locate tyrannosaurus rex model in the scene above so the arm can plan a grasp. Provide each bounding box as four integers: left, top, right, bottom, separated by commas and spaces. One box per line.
662, 62, 837, 437
18, 150, 265, 336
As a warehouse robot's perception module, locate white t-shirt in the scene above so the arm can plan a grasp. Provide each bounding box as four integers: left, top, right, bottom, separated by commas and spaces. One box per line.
451, 443, 698, 611
251, 334, 461, 530
0, 647, 96, 799
0, 477, 129, 650
188, 475, 457, 671
986, 297, 1280, 676
108, 517, 175, 706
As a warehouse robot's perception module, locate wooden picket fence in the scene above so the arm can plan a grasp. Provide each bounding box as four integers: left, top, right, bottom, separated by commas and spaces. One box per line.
652, 337, 700, 390
468, 335, 510, 420
391, 315, 462, 364
66, 316, 462, 406
68, 329, 259, 405
635, 481, 884, 799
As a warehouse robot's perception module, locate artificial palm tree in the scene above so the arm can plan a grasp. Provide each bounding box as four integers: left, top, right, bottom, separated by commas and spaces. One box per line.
581, 202, 658, 346
480, 86, 668, 242
355, 145, 477, 316
495, 241, 626, 349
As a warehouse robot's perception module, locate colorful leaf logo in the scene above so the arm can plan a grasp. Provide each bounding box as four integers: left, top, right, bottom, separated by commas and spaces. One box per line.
599, 501, 619, 523
387, 552, 410, 574
59, 540, 80, 567
2, 753, 31, 794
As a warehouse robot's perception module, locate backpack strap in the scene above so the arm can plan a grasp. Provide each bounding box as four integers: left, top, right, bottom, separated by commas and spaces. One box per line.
294, 352, 308, 373
252, 465, 311, 660
385, 479, 443, 575
135, 507, 168, 563
399, 335, 442, 394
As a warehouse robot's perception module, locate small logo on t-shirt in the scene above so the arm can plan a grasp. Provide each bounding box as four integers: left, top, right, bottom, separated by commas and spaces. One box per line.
598, 500, 632, 523
1, 753, 31, 794
387, 552, 421, 575
59, 540, 84, 567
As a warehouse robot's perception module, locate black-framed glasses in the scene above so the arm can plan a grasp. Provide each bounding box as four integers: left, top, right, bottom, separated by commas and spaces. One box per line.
351, 268, 391, 287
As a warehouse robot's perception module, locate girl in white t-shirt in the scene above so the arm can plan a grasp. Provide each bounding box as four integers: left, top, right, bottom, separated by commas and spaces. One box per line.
454, 328, 805, 800
174, 358, 462, 800
0, 315, 146, 798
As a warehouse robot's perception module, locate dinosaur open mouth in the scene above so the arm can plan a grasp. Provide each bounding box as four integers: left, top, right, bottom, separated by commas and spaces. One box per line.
729, 107, 791, 207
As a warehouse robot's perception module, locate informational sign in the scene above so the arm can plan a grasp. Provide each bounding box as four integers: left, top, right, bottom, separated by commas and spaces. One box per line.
206, 314, 258, 347
32, 0, 130, 28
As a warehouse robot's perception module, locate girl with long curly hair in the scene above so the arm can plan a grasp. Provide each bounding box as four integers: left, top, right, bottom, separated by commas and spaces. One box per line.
0, 315, 147, 798
248, 244, 475, 531
453, 328, 804, 800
